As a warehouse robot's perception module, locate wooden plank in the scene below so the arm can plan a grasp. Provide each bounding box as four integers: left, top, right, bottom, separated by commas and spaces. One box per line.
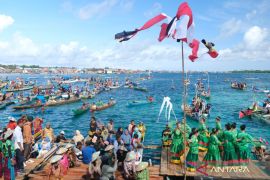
159, 145, 270, 180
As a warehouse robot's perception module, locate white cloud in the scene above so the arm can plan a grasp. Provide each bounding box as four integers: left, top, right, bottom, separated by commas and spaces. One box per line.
244, 26, 268, 47
219, 18, 244, 38
246, 10, 257, 20
144, 2, 162, 18
78, 0, 118, 20
120, 0, 134, 11
218, 26, 270, 65
0, 14, 14, 32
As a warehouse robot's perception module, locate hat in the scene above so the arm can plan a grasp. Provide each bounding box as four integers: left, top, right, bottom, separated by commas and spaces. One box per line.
60, 131, 65, 135
65, 143, 74, 149
136, 162, 148, 171
8, 116, 16, 122
118, 146, 127, 151
125, 151, 136, 161
56, 147, 68, 155
4, 129, 14, 139
50, 155, 63, 164
104, 145, 114, 151
92, 151, 100, 162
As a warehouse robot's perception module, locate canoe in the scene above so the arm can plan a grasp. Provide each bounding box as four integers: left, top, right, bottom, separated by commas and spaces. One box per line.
6, 86, 34, 92
109, 85, 121, 89
72, 105, 90, 116
0, 103, 7, 109
231, 83, 246, 90
13, 103, 43, 110
45, 97, 81, 107
133, 87, 148, 92
90, 101, 116, 112
252, 113, 270, 124
127, 100, 152, 107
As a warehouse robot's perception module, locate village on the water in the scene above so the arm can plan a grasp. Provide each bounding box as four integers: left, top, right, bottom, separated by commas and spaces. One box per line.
1, 0, 270, 180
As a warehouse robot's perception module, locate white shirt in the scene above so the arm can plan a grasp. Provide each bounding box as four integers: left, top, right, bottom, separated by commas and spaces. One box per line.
13, 126, 24, 150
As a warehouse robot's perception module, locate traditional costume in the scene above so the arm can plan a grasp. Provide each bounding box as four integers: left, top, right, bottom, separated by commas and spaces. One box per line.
3, 137, 16, 180
203, 134, 222, 167
198, 122, 209, 151
186, 134, 199, 172
237, 131, 253, 165
170, 128, 184, 164
223, 130, 238, 166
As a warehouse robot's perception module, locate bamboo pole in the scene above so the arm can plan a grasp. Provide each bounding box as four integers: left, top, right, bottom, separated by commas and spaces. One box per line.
181, 41, 187, 179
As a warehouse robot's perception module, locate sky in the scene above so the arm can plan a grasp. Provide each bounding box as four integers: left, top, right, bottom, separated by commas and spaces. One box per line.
0, 0, 270, 71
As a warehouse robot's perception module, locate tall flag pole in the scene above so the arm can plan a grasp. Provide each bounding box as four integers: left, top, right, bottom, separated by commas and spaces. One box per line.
181, 41, 187, 179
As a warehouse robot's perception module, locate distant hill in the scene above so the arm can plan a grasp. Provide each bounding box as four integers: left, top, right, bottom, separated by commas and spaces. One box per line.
230, 70, 270, 73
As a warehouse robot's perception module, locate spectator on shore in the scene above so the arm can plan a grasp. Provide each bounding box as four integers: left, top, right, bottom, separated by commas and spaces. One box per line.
55, 131, 67, 143
82, 140, 96, 164
42, 123, 54, 142
13, 119, 25, 174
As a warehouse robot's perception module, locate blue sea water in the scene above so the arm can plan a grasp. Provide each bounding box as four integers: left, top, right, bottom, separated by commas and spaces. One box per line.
1, 72, 270, 163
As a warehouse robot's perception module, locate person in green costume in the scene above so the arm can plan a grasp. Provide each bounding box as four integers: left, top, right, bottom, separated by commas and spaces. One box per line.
186, 128, 199, 172
3, 129, 16, 180
223, 123, 238, 166
215, 116, 224, 158
170, 122, 184, 164
198, 118, 209, 152
135, 162, 149, 180
231, 122, 238, 139
236, 124, 253, 166
203, 128, 222, 168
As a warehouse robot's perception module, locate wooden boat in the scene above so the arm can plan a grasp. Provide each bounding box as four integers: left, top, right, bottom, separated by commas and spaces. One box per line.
231, 82, 247, 90
253, 87, 270, 93
45, 97, 81, 107
252, 113, 270, 124
90, 101, 116, 112
80, 92, 95, 99
109, 85, 121, 89
127, 100, 152, 107
0, 101, 15, 109
72, 104, 90, 116
0, 103, 7, 109
181, 104, 210, 121
13, 103, 43, 110
133, 86, 148, 92
6, 85, 34, 92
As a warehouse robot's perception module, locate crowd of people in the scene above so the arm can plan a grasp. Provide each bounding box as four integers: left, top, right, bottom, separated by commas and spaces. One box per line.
0, 115, 149, 180
162, 116, 267, 172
